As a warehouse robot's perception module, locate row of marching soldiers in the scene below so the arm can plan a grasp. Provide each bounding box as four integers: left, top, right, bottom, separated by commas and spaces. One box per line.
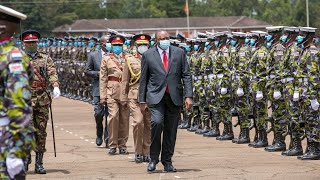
178, 26, 320, 160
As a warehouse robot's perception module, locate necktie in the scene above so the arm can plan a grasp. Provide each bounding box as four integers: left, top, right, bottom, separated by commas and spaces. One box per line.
162, 50, 169, 93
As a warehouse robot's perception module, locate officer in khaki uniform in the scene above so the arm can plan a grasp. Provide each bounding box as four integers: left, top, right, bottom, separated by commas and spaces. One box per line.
100, 35, 130, 155
120, 34, 151, 163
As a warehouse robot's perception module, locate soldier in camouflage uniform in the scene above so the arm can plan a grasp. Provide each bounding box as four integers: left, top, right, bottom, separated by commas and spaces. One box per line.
280, 27, 304, 156
295, 27, 320, 160
0, 6, 36, 180
264, 26, 288, 152
231, 32, 251, 144
21, 30, 61, 174
248, 31, 270, 148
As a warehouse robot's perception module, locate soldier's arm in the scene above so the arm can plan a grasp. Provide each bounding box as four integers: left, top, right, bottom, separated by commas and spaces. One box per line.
99, 56, 108, 103
119, 57, 130, 102
85, 52, 99, 79
46, 56, 59, 88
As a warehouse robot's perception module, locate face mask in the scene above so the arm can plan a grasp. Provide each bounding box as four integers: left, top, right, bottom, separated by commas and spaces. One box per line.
250, 39, 256, 46
69, 43, 73, 47
267, 42, 272, 49
137, 45, 149, 54
280, 36, 288, 43
88, 42, 94, 48
314, 38, 320, 44
46, 42, 50, 47
205, 42, 211, 50
112, 46, 123, 55
96, 45, 101, 51
214, 41, 219, 47
74, 42, 78, 47
150, 41, 155, 46
266, 34, 273, 42
82, 42, 85, 46
38, 43, 42, 47
57, 42, 61, 47
231, 40, 237, 47
25, 45, 38, 54
245, 38, 250, 44
124, 40, 131, 46
62, 41, 67, 46
52, 42, 57, 46
226, 39, 230, 44
159, 40, 170, 50
193, 45, 199, 51
77, 42, 82, 46
185, 46, 191, 52
296, 36, 304, 44
105, 43, 112, 51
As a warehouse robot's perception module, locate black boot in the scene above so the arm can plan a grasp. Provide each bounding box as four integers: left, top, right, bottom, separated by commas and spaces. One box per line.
187, 115, 200, 132
203, 112, 220, 137
233, 128, 250, 144
180, 113, 192, 129
282, 136, 303, 156
254, 129, 268, 148
265, 132, 286, 152
35, 152, 46, 174
24, 153, 31, 172
216, 122, 234, 141
196, 109, 210, 134
298, 142, 320, 160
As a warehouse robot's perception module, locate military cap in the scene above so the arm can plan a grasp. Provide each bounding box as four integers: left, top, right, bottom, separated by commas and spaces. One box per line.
82, 37, 90, 41
215, 31, 228, 37
178, 43, 187, 47
284, 26, 299, 33
169, 36, 177, 39
0, 5, 27, 23
232, 32, 246, 38
227, 34, 233, 38
266, 26, 285, 32
64, 37, 69, 41
69, 36, 75, 41
251, 31, 267, 37
90, 36, 99, 42
186, 38, 196, 43
107, 28, 118, 36
246, 32, 252, 37
196, 38, 207, 43
133, 34, 151, 44
299, 27, 317, 33
20, 30, 41, 42
170, 39, 181, 44
177, 33, 186, 40
109, 35, 125, 45
197, 32, 207, 38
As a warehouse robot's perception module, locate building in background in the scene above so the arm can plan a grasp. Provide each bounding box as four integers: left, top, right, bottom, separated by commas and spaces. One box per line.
52, 16, 271, 37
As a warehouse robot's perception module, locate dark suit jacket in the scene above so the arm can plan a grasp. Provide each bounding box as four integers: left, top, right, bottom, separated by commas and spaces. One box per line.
85, 50, 103, 97
139, 46, 192, 106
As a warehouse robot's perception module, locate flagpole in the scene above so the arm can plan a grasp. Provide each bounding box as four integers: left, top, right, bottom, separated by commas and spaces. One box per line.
186, 0, 190, 37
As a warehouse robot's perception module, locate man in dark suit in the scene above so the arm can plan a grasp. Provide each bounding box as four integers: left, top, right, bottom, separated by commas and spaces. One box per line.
86, 35, 109, 147
139, 31, 193, 173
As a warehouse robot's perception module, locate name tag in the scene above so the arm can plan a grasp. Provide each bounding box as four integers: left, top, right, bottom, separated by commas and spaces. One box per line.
9, 63, 23, 74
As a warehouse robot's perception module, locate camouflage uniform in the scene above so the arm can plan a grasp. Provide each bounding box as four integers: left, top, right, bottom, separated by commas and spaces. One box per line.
0, 41, 36, 179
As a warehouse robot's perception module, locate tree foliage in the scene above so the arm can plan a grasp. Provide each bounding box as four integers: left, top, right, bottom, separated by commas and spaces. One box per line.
3, 0, 320, 36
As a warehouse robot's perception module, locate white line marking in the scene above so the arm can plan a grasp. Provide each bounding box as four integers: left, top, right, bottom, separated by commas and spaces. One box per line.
91, 142, 94, 144
128, 157, 133, 159
66, 130, 69, 133
80, 137, 84, 139
60, 128, 64, 130
174, 176, 181, 179
69, 132, 73, 134
85, 139, 89, 142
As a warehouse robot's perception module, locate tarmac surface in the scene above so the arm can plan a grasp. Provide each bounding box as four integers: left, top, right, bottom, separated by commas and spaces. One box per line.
28, 97, 320, 180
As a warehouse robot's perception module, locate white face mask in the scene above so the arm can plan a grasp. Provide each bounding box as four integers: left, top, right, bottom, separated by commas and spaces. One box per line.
137, 45, 149, 54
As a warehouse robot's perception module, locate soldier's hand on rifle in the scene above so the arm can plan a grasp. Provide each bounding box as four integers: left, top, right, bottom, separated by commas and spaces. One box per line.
53, 87, 61, 99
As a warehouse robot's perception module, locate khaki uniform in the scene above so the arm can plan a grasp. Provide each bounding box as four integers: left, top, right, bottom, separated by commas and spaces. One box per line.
100, 53, 130, 149
120, 54, 151, 156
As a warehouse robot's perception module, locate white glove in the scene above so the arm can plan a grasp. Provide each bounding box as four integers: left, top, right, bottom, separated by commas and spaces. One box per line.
212, 91, 215, 96
311, 99, 319, 111
53, 87, 61, 99
236, 88, 244, 97
273, 90, 282, 100
293, 91, 300, 102
221, 87, 228, 95
256, 91, 263, 101
6, 157, 24, 179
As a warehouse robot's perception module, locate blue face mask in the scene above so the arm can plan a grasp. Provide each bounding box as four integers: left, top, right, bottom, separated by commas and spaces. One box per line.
112, 46, 123, 55
38, 43, 42, 47
214, 41, 219, 47
245, 38, 250, 45
314, 38, 319, 44
205, 42, 211, 50
280, 36, 288, 43
185, 46, 191, 52
77, 42, 82, 47
52, 42, 57, 46
124, 40, 131, 46
57, 42, 61, 47
88, 42, 94, 48
226, 39, 230, 44
62, 41, 67, 46
74, 42, 78, 47
46, 42, 50, 47
159, 40, 170, 50
105, 43, 112, 51
231, 40, 237, 47
250, 39, 256, 46
150, 41, 155, 46
266, 34, 273, 42
296, 36, 304, 44
69, 43, 73, 47
193, 45, 199, 51
96, 45, 101, 51
82, 42, 85, 46
267, 42, 272, 49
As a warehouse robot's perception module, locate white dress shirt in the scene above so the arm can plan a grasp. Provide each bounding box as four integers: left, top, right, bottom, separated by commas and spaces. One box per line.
157, 45, 170, 63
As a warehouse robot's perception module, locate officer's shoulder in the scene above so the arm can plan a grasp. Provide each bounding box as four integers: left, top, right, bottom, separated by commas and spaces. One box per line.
171, 46, 184, 53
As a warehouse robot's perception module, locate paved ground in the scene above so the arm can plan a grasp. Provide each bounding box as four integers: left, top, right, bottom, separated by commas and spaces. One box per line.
28, 97, 320, 180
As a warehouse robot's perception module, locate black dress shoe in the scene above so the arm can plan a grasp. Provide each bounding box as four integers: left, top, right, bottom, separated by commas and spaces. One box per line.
147, 161, 157, 173
163, 164, 177, 173
96, 137, 103, 146
108, 148, 117, 155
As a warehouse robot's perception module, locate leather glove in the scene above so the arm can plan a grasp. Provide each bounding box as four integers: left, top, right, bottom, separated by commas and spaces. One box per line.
236, 88, 244, 97
273, 90, 282, 100
311, 99, 319, 111
53, 87, 61, 99
6, 156, 24, 179
256, 91, 263, 101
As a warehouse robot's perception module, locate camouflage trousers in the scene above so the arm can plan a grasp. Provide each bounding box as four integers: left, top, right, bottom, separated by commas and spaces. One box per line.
304, 100, 320, 142
268, 87, 287, 134
31, 105, 49, 152
0, 124, 36, 179
251, 91, 268, 131
235, 88, 250, 129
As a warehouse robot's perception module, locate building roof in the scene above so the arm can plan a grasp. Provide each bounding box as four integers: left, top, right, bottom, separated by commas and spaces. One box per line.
53, 16, 271, 33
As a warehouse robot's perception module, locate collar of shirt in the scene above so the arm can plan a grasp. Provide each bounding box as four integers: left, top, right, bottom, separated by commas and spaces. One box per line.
157, 45, 170, 62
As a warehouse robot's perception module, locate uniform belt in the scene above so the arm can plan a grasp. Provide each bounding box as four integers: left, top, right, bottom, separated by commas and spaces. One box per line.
32, 81, 47, 88
0, 117, 10, 126
108, 76, 122, 82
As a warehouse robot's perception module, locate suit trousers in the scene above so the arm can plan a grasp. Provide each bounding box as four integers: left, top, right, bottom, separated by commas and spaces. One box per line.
149, 93, 181, 165
129, 99, 151, 155
107, 98, 130, 149
93, 96, 108, 143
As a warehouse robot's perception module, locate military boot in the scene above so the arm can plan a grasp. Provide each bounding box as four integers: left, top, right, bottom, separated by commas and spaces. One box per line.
282, 137, 303, 156
74, 90, 81, 100
180, 113, 192, 129
35, 152, 46, 174
233, 128, 250, 144
298, 142, 320, 160
196, 109, 210, 134
24, 153, 31, 172
187, 108, 200, 132
254, 129, 268, 148
178, 112, 187, 129
216, 122, 234, 141
265, 132, 286, 152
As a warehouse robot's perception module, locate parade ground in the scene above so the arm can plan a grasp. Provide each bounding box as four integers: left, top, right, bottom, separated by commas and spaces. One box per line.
28, 98, 320, 180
